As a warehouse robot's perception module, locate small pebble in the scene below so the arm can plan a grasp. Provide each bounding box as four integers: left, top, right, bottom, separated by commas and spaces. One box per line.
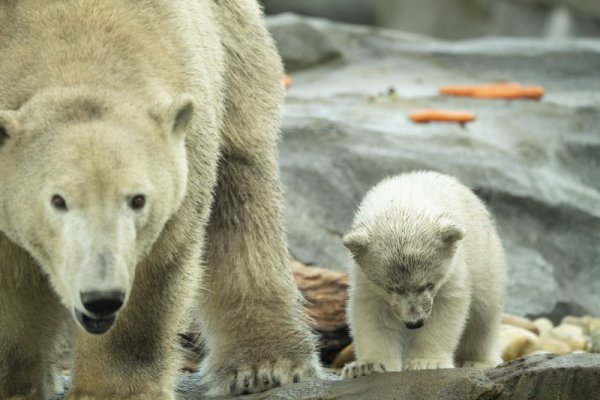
540, 337, 572, 355
590, 331, 600, 353
500, 325, 542, 361
561, 316, 591, 334
502, 313, 539, 335
587, 318, 600, 334
532, 318, 554, 338
550, 324, 588, 351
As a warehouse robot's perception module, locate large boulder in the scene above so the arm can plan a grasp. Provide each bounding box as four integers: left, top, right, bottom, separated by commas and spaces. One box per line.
269, 14, 600, 322
51, 354, 600, 399
175, 353, 600, 399
261, 1, 600, 38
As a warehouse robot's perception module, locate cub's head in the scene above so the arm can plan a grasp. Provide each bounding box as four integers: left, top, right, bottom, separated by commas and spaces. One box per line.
0, 88, 193, 334
344, 208, 465, 329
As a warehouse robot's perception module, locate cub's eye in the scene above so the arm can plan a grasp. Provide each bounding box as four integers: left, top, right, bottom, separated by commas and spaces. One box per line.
129, 195, 146, 211
418, 283, 435, 293
51, 195, 68, 211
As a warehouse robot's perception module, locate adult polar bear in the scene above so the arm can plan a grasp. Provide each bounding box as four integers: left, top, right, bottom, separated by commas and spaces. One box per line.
0, 0, 319, 398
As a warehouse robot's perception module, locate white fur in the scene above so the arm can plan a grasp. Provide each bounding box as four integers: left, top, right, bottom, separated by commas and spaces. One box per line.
342, 171, 506, 378
0, 1, 320, 398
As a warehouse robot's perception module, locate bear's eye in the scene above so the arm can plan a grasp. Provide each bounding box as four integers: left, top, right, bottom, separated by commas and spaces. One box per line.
129, 195, 146, 211
0, 126, 8, 146
51, 194, 68, 211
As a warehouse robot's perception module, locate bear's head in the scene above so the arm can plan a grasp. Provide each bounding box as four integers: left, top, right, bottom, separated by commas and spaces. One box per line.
0, 88, 194, 334
344, 208, 465, 329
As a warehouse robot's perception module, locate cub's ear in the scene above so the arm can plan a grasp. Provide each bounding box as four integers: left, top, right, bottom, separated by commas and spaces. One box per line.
343, 226, 370, 259
151, 94, 195, 140
438, 219, 466, 245
0, 110, 19, 147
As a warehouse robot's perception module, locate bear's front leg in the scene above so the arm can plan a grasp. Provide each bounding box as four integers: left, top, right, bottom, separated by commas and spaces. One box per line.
342, 283, 404, 379
198, 151, 321, 396
68, 253, 198, 400
0, 239, 65, 400
198, 2, 321, 392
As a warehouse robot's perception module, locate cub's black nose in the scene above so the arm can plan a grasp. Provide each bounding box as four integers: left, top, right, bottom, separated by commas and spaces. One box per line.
405, 319, 425, 329
80, 290, 125, 317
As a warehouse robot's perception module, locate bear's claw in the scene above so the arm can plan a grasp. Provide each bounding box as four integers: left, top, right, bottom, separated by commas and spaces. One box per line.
205, 358, 320, 396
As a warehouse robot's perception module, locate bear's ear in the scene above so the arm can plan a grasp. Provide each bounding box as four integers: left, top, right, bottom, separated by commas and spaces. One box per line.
438, 220, 466, 245
343, 226, 370, 259
0, 110, 19, 148
164, 94, 195, 140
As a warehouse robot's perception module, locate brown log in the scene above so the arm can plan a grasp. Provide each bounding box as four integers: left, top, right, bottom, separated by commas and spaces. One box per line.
292, 261, 351, 365
292, 261, 349, 331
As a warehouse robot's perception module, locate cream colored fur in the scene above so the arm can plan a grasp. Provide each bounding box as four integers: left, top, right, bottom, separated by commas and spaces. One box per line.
0, 1, 319, 399
341, 171, 506, 379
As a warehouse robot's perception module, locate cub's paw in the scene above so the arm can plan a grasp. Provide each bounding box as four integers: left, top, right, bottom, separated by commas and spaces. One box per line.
341, 360, 390, 379
202, 357, 321, 397
405, 357, 454, 370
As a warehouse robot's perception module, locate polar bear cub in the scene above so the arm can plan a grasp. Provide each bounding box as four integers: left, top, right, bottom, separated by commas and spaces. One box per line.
341, 171, 506, 378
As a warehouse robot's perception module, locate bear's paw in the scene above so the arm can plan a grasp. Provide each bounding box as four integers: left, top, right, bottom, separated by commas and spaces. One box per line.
203, 357, 320, 396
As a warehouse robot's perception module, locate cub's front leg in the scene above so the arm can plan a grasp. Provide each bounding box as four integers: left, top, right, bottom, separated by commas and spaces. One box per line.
404, 293, 470, 370
342, 282, 404, 379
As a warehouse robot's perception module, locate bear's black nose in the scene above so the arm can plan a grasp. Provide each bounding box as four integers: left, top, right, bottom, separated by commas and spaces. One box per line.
405, 319, 425, 329
80, 290, 125, 317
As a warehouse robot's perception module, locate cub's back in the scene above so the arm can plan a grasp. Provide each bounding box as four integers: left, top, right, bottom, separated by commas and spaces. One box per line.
354, 171, 485, 226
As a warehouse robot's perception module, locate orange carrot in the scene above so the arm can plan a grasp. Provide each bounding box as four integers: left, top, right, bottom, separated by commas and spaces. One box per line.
440, 82, 544, 100
410, 109, 476, 124
472, 85, 544, 99
440, 82, 519, 97
282, 75, 293, 89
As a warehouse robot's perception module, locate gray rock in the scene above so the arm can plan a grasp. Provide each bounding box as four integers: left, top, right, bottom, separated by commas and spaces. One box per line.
51, 353, 600, 399
268, 15, 600, 321
262, 1, 600, 39
260, 0, 376, 26
267, 14, 342, 72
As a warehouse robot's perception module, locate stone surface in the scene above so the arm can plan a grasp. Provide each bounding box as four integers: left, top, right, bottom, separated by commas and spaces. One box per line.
267, 16, 342, 72
268, 14, 600, 322
373, 0, 600, 38
177, 353, 600, 399
52, 354, 600, 399
261, 1, 600, 39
